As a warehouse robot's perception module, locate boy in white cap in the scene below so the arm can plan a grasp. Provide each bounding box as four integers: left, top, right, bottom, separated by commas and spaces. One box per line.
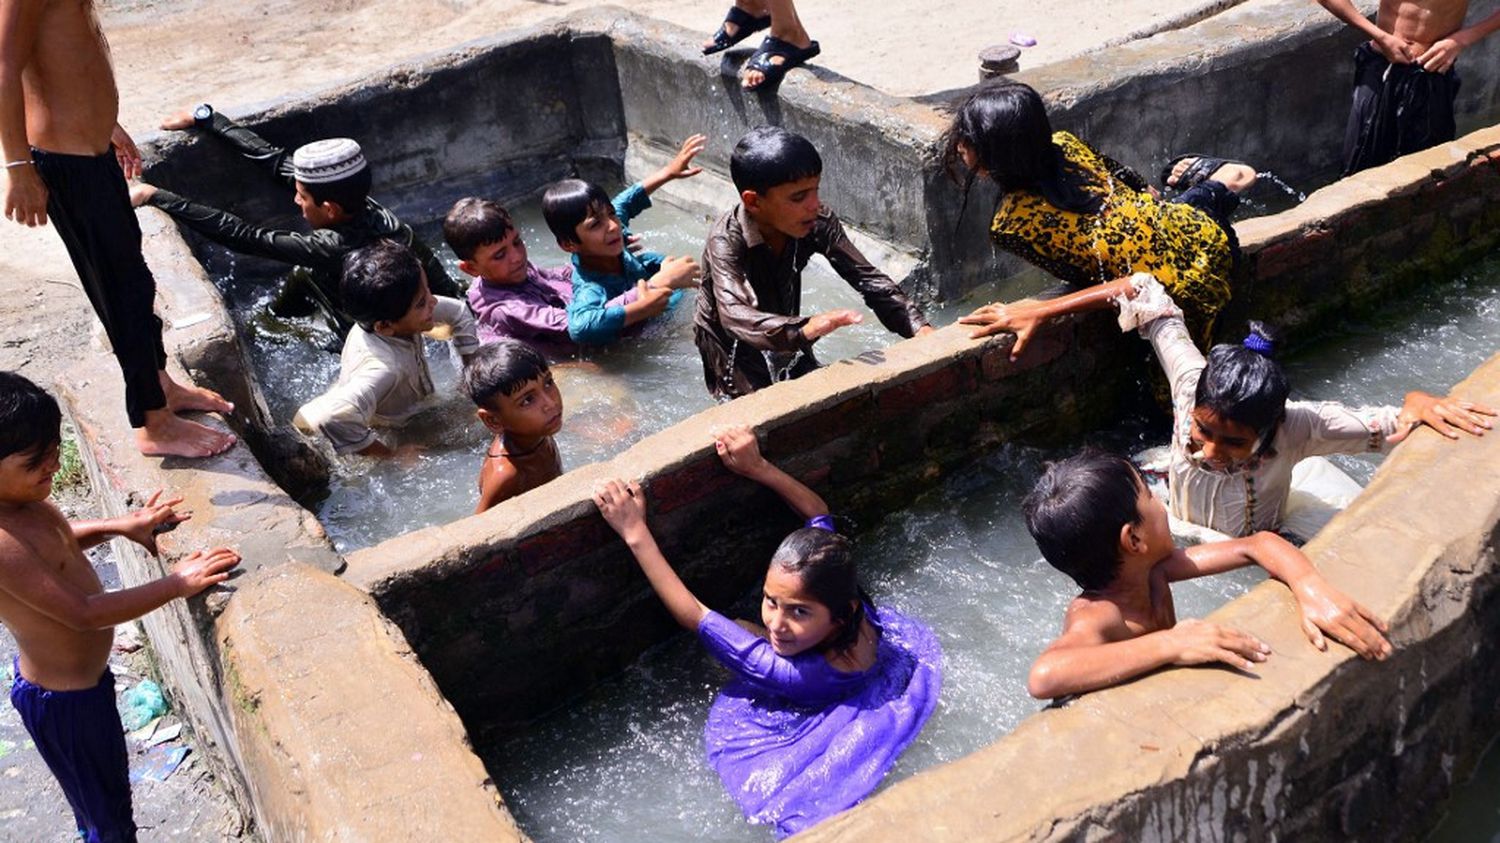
130, 104, 461, 340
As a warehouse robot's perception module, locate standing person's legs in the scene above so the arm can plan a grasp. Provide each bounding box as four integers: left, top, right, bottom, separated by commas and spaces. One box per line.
10, 663, 137, 843
32, 149, 234, 457
1342, 43, 1396, 176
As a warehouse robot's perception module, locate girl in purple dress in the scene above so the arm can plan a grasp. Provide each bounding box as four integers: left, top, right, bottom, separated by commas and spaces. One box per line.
593, 426, 942, 839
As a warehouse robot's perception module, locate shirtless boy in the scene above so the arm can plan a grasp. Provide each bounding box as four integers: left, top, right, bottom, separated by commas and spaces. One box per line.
0, 372, 239, 841
0, 0, 235, 458
1022, 450, 1389, 700
1317, 0, 1500, 173
463, 339, 564, 513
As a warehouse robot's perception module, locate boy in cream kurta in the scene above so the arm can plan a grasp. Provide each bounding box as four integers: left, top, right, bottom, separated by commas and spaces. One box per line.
295, 241, 479, 456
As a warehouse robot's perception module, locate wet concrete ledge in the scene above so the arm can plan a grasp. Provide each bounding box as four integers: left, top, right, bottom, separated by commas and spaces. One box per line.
798, 350, 1500, 842
344, 122, 1500, 740
59, 214, 521, 839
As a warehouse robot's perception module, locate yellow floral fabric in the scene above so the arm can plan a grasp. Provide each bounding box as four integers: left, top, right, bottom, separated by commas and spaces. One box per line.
990, 131, 1233, 344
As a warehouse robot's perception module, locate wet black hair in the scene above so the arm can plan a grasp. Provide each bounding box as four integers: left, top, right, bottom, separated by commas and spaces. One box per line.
443, 197, 516, 262
541, 179, 614, 245
462, 339, 552, 411
1023, 449, 1147, 591
1195, 321, 1289, 452
340, 239, 425, 329
940, 81, 1106, 222
730, 126, 823, 195
0, 371, 62, 468
302, 168, 372, 217
769, 528, 871, 654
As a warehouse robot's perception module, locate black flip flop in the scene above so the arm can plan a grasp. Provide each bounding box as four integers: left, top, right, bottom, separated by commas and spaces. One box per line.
1160, 154, 1247, 191
743, 36, 821, 90
703, 6, 771, 56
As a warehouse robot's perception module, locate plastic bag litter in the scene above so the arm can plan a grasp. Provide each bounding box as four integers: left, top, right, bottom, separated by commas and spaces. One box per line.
121, 680, 168, 731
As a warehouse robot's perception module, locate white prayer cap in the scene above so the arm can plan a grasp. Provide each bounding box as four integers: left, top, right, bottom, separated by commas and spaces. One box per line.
292, 138, 367, 184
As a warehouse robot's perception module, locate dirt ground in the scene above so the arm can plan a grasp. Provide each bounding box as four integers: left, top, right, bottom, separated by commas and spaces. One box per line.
0, 0, 1216, 838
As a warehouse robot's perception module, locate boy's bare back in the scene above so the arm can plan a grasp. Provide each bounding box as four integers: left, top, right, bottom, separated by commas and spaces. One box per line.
0, 499, 114, 691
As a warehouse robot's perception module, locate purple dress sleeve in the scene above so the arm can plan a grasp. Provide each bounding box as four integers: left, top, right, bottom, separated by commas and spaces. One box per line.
697, 607, 943, 839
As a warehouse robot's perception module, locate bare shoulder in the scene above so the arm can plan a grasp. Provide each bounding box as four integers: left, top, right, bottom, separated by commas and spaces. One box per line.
0, 501, 68, 567
476, 451, 522, 511
1059, 593, 1131, 642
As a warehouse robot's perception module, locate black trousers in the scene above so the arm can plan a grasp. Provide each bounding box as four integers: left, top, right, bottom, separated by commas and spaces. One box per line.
1342, 42, 1460, 177
34, 148, 167, 427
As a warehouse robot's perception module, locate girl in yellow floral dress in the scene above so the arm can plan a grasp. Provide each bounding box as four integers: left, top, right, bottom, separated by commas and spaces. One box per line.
943, 81, 1259, 354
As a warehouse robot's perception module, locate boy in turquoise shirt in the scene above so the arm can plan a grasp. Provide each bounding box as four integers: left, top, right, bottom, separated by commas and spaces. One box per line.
543, 135, 707, 345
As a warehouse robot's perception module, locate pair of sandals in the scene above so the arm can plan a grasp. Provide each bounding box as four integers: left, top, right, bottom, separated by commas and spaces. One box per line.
703, 6, 821, 90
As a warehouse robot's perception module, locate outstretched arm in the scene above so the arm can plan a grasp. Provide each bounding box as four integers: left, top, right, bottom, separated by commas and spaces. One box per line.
1167, 532, 1391, 660
714, 425, 828, 520
1389, 390, 1494, 442
1028, 603, 1269, 699
960, 276, 1136, 359
0, 532, 238, 631
594, 479, 709, 630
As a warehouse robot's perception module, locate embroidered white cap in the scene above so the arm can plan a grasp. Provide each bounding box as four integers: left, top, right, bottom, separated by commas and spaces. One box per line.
291, 138, 367, 184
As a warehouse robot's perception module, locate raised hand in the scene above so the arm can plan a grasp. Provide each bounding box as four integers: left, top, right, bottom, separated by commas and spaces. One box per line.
170, 547, 240, 597
1166, 618, 1271, 671
593, 479, 648, 538
1290, 575, 1391, 660
119, 490, 190, 556
714, 425, 769, 478
664, 134, 707, 181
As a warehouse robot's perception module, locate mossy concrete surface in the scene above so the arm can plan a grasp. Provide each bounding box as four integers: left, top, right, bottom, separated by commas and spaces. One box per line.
217, 564, 522, 842
797, 351, 1500, 842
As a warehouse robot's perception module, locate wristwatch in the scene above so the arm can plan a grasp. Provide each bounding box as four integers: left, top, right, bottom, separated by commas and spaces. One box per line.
192, 103, 214, 128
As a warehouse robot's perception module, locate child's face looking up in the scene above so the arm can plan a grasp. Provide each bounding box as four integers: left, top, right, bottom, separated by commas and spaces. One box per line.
481, 371, 564, 440
761, 564, 841, 657
0, 441, 60, 504
1188, 406, 1260, 470
1127, 477, 1174, 563
564, 202, 624, 259
746, 175, 823, 240
376, 271, 437, 337
464, 229, 529, 286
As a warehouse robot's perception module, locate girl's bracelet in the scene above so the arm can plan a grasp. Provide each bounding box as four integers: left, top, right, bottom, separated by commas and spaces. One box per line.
5, 159, 35, 169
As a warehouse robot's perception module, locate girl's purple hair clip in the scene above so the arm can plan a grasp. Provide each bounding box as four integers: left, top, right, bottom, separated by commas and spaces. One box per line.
805, 515, 837, 533
1243, 333, 1275, 356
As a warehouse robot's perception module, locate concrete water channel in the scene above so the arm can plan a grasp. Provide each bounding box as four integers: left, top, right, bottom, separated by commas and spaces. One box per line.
54, 5, 1500, 840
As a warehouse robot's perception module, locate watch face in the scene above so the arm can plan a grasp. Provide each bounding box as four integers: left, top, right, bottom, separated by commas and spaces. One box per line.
194, 105, 212, 121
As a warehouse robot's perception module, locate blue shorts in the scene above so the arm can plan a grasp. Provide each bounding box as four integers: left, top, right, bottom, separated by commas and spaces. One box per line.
9, 658, 136, 842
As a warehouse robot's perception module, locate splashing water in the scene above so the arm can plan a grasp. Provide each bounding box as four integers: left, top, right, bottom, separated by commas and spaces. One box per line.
1256, 170, 1307, 204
